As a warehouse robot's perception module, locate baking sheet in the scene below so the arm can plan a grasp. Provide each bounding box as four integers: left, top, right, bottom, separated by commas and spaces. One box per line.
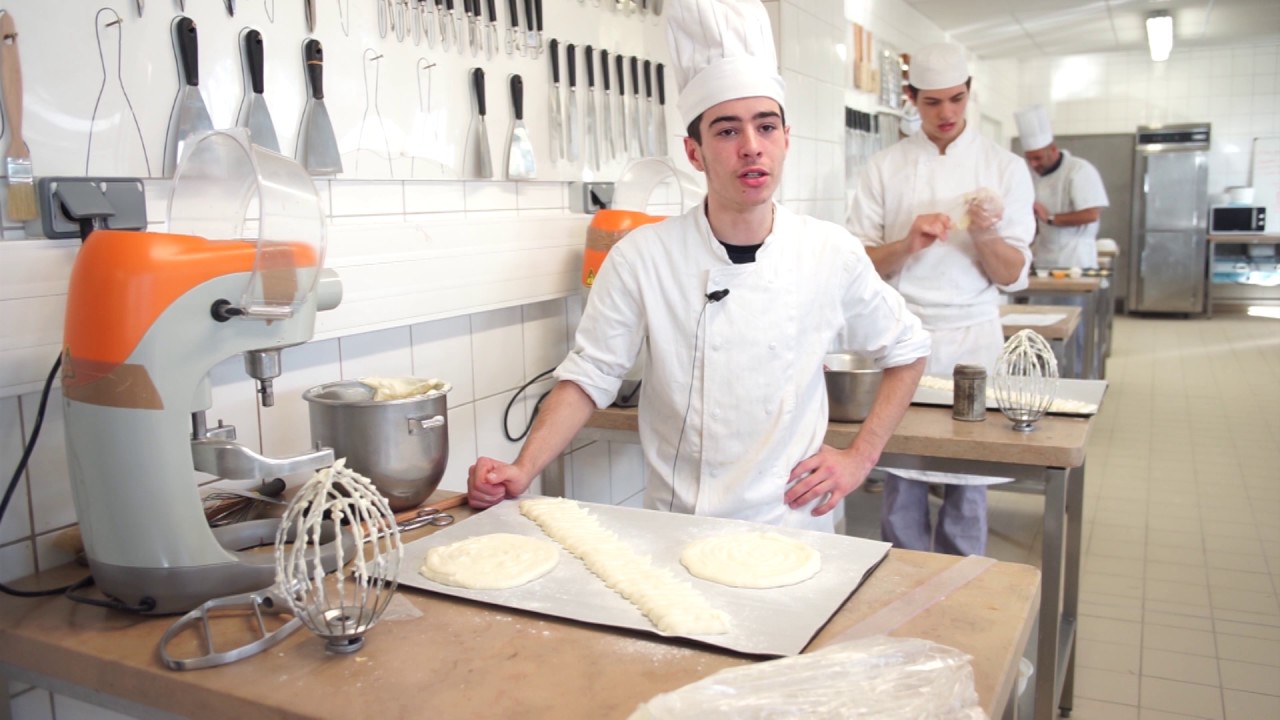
1001, 312, 1068, 327
393, 499, 891, 657
912, 377, 1109, 417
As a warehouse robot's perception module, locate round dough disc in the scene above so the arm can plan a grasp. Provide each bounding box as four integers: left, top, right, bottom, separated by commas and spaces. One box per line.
420, 533, 560, 590
680, 532, 821, 589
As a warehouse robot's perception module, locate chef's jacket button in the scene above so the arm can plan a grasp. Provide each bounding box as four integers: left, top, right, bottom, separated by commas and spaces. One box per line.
769, 342, 777, 350
712, 409, 721, 418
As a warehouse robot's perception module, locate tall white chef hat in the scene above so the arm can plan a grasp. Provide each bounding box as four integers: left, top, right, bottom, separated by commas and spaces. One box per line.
909, 42, 970, 90
665, 0, 786, 129
1015, 105, 1054, 151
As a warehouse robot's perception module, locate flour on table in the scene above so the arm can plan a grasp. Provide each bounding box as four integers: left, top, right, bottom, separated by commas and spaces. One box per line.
419, 533, 559, 590
919, 375, 1097, 414
519, 497, 731, 636
680, 532, 821, 589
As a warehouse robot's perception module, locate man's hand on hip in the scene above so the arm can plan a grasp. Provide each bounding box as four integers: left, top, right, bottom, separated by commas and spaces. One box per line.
785, 445, 875, 516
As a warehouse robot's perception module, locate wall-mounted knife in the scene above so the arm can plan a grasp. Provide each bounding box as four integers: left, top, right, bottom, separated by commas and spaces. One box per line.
305, 0, 316, 32
464, 0, 478, 56
534, 0, 543, 57
436, 0, 451, 51
505, 0, 520, 54
628, 57, 643, 157
419, 0, 436, 48
447, 0, 463, 53
615, 53, 627, 161
549, 38, 563, 159
523, 0, 536, 57
584, 45, 599, 171
600, 48, 615, 161
643, 59, 655, 157
655, 62, 668, 156
484, 0, 498, 59
566, 43, 580, 162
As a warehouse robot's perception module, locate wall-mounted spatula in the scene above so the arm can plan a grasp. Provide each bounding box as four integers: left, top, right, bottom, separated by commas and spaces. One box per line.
238, 29, 280, 153
165, 16, 214, 177
463, 67, 493, 178
505, 74, 535, 179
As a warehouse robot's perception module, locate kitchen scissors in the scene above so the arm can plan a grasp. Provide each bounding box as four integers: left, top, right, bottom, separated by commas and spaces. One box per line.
397, 506, 455, 531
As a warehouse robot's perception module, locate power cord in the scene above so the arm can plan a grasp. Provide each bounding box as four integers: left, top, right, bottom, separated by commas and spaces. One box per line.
502, 368, 556, 442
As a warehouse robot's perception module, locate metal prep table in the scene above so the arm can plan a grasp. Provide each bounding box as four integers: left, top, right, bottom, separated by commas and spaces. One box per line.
1010, 275, 1110, 379
1000, 304, 1084, 378
556, 404, 1093, 720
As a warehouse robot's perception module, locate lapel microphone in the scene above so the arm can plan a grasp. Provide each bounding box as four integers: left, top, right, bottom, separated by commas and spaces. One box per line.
706, 289, 730, 303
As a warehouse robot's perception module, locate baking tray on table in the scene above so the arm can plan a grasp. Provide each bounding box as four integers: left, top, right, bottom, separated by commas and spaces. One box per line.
393, 499, 891, 657
911, 377, 1109, 417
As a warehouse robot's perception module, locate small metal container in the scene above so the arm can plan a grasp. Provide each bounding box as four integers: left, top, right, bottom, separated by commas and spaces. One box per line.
952, 364, 987, 422
303, 379, 450, 511
824, 352, 884, 423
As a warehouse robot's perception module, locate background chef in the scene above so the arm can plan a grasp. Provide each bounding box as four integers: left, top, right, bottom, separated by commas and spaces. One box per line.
469, 0, 930, 532
846, 42, 1036, 556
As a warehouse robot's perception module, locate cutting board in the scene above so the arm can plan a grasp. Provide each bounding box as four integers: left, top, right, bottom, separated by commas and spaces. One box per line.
393, 499, 891, 657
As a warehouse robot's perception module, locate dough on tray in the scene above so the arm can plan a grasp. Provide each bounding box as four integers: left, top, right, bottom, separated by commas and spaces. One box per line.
681, 532, 821, 589
419, 533, 559, 590
519, 497, 731, 636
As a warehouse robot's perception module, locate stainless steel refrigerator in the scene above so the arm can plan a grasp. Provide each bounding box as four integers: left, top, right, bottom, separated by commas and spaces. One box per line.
1128, 124, 1210, 314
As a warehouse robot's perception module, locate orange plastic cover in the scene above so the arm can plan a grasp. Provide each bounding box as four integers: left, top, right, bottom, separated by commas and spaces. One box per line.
63, 231, 318, 365
583, 210, 663, 288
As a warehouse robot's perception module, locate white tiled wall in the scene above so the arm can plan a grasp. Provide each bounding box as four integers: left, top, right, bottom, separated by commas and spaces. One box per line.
1018, 41, 1280, 192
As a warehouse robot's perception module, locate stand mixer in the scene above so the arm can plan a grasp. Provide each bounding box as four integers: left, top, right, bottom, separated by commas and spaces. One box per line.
61, 130, 343, 614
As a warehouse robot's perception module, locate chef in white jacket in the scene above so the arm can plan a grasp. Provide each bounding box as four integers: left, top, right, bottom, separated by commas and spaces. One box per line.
469, 0, 930, 532
1015, 105, 1110, 270
847, 43, 1036, 555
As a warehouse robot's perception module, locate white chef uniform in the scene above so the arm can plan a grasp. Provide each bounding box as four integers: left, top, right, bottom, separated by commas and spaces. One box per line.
848, 66, 1035, 555
556, 202, 931, 532
1030, 150, 1110, 269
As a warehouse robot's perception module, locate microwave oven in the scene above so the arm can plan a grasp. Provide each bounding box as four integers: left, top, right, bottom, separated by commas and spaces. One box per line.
1209, 206, 1267, 234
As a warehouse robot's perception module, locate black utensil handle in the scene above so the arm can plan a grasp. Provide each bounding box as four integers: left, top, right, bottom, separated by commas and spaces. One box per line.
601, 49, 610, 93
523, 0, 533, 30
630, 56, 639, 96
245, 28, 265, 95
615, 53, 625, 95
486, 0, 496, 22
446, 0, 455, 11
566, 43, 576, 88
656, 63, 665, 105
506, 0, 518, 28
584, 45, 594, 88
534, 0, 542, 31
643, 59, 652, 99
510, 74, 523, 121
176, 16, 200, 87
304, 38, 324, 100
549, 38, 560, 83
473, 67, 486, 117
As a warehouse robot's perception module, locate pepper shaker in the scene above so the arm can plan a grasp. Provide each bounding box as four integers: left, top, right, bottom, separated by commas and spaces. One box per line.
953, 364, 987, 422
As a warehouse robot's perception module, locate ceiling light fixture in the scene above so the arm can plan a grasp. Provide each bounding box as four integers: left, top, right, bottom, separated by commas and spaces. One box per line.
1146, 12, 1173, 62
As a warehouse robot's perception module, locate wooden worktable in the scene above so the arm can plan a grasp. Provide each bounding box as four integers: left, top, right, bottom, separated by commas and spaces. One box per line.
1000, 304, 1082, 342
0, 496, 1039, 720
1025, 275, 1104, 293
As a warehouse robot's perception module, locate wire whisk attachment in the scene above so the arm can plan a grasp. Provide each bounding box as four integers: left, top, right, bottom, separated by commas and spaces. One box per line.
992, 329, 1059, 432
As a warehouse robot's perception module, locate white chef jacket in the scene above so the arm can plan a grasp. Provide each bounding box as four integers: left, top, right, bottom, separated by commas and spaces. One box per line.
1032, 150, 1110, 269
556, 202, 931, 532
847, 122, 1035, 486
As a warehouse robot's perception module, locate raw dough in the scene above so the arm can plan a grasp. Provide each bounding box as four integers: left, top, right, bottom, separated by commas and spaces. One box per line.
360, 377, 450, 401
419, 533, 559, 590
681, 532, 821, 589
519, 497, 731, 636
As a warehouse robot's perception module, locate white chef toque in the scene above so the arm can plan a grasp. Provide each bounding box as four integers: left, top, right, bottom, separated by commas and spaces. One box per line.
1014, 105, 1054, 151
909, 42, 969, 91
665, 0, 786, 129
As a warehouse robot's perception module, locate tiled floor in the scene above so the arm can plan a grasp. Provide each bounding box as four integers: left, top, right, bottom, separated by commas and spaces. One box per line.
845, 314, 1280, 719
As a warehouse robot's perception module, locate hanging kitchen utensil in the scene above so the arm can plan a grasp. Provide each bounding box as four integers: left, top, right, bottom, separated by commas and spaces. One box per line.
565, 43, 580, 163
463, 0, 478, 56
628, 56, 642, 158
549, 38, 563, 160
86, 8, 151, 177
238, 29, 281, 153
356, 49, 394, 177
435, 0, 450, 50
165, 16, 214, 178
505, 0, 520, 54
533, 0, 543, 56
522, 0, 536, 56
408, 58, 451, 175
584, 45, 599, 171
448, 0, 464, 53
615, 52, 627, 161
600, 48, 615, 161
305, 0, 317, 32
654, 62, 667, 157
463, 67, 493, 178
506, 74, 536, 179
642, 59, 654, 157
297, 38, 343, 175
484, 0, 498, 58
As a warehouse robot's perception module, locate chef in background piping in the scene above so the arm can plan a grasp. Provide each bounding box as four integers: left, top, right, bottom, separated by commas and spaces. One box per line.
468, 0, 929, 532
846, 42, 1035, 556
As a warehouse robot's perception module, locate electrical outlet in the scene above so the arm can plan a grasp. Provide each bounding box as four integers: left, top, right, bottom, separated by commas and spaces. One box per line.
28, 177, 148, 239
570, 182, 615, 215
